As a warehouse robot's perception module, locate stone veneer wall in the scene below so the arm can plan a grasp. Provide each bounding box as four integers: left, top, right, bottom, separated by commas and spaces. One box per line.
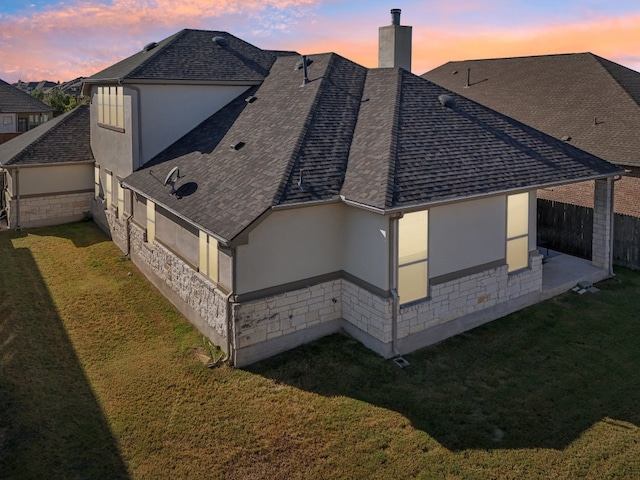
233, 279, 343, 364
592, 179, 613, 270
398, 255, 543, 341
102, 208, 229, 348
6, 191, 92, 228
94, 202, 547, 366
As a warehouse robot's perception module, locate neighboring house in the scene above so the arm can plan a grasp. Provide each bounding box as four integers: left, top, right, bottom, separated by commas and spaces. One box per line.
0, 105, 93, 228
0, 79, 53, 145
81, 15, 622, 366
423, 53, 640, 218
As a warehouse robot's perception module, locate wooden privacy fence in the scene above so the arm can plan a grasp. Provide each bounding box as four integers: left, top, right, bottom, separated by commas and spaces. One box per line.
537, 199, 640, 271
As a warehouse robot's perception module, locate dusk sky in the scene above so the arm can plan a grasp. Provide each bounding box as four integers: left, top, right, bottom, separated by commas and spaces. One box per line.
1, 0, 639, 83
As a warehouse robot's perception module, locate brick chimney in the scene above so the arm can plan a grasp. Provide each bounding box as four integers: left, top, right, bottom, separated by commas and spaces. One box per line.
378, 8, 412, 71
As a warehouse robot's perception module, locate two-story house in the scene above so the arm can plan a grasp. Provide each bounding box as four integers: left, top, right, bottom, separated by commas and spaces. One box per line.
0, 12, 626, 366
0, 79, 53, 144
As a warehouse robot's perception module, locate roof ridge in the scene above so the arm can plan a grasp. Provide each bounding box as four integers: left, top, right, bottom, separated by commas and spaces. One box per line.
590, 53, 640, 109
271, 54, 335, 205
126, 29, 188, 79
386, 68, 404, 208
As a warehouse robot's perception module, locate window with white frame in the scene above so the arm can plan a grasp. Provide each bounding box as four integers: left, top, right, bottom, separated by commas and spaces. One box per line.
506, 192, 530, 272
398, 210, 429, 304
97, 86, 124, 129
3, 116, 12, 125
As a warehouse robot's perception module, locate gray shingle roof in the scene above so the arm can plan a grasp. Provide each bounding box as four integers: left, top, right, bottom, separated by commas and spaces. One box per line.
124, 55, 622, 243
0, 105, 93, 167
423, 53, 640, 168
0, 79, 53, 114
86, 29, 291, 84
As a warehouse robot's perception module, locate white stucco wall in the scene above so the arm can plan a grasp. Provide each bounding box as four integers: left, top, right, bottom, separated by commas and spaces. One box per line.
137, 84, 250, 164
12, 163, 93, 196
429, 196, 507, 278
342, 206, 389, 290
90, 87, 135, 180
236, 204, 344, 294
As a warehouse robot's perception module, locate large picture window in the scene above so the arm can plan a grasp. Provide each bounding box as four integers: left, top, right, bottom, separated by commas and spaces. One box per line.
506, 192, 529, 272
97, 86, 124, 129
398, 210, 429, 304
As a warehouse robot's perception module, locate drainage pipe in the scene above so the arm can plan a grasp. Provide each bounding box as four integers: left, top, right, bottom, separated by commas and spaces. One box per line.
388, 214, 402, 357
15, 167, 20, 229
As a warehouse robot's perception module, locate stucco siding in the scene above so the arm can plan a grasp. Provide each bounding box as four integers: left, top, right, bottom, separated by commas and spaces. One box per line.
342, 206, 389, 290
137, 84, 250, 164
235, 204, 344, 295
429, 196, 507, 279
90, 87, 134, 179
16, 164, 93, 196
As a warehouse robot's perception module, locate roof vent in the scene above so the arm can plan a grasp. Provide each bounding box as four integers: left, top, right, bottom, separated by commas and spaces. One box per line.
438, 94, 456, 109
212, 36, 229, 47
295, 57, 313, 70
245, 95, 257, 103
230, 141, 245, 151
143, 42, 157, 52
561, 135, 571, 142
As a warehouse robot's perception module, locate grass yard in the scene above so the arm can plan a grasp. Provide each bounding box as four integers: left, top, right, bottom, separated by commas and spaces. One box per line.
1, 221, 639, 479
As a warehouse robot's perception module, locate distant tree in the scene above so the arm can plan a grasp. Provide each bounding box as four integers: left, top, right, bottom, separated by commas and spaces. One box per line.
31, 89, 85, 116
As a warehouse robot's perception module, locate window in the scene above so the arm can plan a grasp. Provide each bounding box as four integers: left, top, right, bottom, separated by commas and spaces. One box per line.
97, 86, 124, 129
199, 231, 219, 282
398, 210, 429, 304
147, 200, 156, 243
117, 180, 125, 217
94, 165, 101, 198
506, 193, 529, 272
105, 170, 113, 207
3, 116, 12, 125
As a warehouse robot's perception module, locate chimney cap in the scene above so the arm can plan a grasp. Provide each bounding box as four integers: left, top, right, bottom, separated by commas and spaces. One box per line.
391, 8, 401, 25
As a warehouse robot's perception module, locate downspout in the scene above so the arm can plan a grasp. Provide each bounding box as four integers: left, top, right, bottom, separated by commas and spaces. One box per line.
389, 214, 402, 357
15, 167, 20, 229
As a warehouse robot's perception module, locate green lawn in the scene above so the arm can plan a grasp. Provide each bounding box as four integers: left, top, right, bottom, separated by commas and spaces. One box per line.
1, 221, 639, 479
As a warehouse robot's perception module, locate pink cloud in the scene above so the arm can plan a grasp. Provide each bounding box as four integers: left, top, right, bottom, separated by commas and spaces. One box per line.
0, 0, 318, 82
1, 1, 639, 84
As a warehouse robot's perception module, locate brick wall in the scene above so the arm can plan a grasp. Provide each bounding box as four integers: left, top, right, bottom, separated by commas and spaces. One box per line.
538, 167, 640, 218
592, 179, 613, 270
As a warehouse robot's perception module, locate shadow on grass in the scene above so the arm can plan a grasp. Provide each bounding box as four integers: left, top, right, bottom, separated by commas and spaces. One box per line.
7, 220, 110, 248
250, 271, 640, 451
0, 232, 129, 479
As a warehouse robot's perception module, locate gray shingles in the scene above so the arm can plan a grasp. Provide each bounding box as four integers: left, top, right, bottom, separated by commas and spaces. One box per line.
0, 79, 53, 113
124, 52, 623, 242
423, 53, 640, 167
0, 105, 92, 167
87, 30, 287, 84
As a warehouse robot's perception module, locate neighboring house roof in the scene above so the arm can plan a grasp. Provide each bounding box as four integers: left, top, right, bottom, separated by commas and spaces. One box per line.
124, 53, 623, 244
0, 105, 93, 167
423, 53, 640, 168
0, 79, 53, 114
85, 29, 295, 87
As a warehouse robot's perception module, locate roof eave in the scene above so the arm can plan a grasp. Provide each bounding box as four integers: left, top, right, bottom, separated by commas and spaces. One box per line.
365, 171, 626, 215
121, 181, 232, 247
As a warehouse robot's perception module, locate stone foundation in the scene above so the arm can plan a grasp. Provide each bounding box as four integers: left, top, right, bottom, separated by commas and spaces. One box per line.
95, 206, 548, 366
6, 191, 92, 228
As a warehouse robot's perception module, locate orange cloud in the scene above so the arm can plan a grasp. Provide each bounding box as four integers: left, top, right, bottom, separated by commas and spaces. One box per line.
1, 1, 639, 83
0, 0, 319, 82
